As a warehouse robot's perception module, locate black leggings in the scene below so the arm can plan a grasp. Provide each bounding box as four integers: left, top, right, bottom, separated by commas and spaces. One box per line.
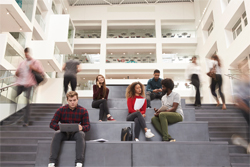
210, 74, 225, 104
92, 99, 110, 121
126, 112, 146, 139
191, 74, 201, 105
64, 75, 77, 94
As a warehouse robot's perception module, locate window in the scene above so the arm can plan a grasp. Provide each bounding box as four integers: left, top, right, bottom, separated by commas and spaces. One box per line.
242, 11, 248, 26
52, 1, 57, 14
232, 18, 242, 40
208, 22, 213, 36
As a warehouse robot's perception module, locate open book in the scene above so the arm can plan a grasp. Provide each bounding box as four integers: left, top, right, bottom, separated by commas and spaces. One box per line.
157, 105, 169, 112
90, 138, 108, 142
134, 98, 145, 110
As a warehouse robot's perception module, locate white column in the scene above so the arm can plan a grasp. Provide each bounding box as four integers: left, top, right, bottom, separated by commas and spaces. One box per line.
155, 19, 163, 78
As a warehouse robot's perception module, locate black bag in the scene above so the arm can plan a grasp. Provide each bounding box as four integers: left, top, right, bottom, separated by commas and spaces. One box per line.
32, 70, 44, 85
121, 127, 132, 141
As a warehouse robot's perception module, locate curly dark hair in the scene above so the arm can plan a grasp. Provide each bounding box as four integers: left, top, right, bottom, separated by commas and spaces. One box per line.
161, 78, 174, 90
125, 82, 145, 99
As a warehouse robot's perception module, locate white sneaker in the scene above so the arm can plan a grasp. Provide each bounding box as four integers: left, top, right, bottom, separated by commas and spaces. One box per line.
48, 163, 55, 167
145, 129, 155, 138
76, 163, 83, 167
231, 134, 248, 148
135, 138, 139, 142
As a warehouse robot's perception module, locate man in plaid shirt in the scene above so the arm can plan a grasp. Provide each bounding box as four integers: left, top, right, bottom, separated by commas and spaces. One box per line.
48, 91, 90, 167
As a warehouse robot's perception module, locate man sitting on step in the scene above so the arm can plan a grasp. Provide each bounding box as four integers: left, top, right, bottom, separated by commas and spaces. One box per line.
48, 91, 90, 167
146, 69, 163, 108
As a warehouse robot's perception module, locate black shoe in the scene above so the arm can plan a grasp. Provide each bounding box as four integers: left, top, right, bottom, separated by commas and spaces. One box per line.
23, 123, 28, 127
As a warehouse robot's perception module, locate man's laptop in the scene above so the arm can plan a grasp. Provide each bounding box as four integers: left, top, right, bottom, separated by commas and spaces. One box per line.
59, 124, 79, 132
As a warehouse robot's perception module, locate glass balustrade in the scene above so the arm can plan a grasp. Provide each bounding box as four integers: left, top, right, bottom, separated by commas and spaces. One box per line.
15, 0, 35, 21
35, 8, 45, 31
76, 80, 95, 90
106, 53, 156, 63
65, 54, 100, 64
4, 44, 24, 68
161, 29, 196, 38
107, 29, 155, 38
75, 29, 101, 39
162, 54, 193, 63
10, 32, 26, 48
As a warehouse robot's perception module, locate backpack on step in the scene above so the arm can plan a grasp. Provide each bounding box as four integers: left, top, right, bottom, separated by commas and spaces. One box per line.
121, 127, 132, 141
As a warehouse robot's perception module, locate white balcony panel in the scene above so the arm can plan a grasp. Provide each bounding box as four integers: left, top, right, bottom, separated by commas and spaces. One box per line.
0, 0, 32, 32
29, 41, 62, 72
37, 0, 50, 11
48, 15, 74, 54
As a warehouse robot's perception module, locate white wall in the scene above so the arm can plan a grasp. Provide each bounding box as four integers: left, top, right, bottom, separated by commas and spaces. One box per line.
34, 78, 63, 104
194, 0, 250, 103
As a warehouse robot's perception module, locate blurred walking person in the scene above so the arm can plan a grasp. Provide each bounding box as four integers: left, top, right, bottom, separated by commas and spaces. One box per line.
185, 56, 202, 107
15, 47, 44, 127
207, 55, 226, 110
231, 66, 250, 154
62, 59, 81, 94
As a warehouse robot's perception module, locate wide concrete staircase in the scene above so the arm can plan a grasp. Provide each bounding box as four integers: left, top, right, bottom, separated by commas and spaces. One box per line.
194, 104, 250, 167
0, 86, 248, 167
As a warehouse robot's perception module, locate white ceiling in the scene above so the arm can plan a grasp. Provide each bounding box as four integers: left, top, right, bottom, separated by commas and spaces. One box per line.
68, 0, 193, 6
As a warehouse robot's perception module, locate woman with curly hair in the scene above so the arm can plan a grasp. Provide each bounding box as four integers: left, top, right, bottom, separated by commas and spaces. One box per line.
126, 82, 155, 141
151, 78, 184, 142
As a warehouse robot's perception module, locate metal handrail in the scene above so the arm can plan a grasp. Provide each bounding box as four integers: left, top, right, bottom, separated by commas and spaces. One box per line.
0, 83, 17, 93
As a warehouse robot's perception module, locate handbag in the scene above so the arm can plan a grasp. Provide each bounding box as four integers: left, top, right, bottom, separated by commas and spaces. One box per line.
32, 70, 44, 85
121, 127, 133, 141
207, 64, 216, 80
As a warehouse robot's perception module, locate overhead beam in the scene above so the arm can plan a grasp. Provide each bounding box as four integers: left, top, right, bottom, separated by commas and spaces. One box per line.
155, 0, 160, 3
119, 0, 125, 5
103, 0, 112, 5
72, 0, 79, 6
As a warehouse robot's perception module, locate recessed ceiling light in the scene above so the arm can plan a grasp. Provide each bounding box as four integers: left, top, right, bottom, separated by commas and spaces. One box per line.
150, 53, 152, 54
123, 53, 125, 55
199, 20, 201, 22
137, 53, 139, 55
111, 53, 113, 55
83, 78, 85, 79
47, 63, 50, 65
65, 8, 67, 10
84, 53, 87, 55
7, 12, 9, 15
20, 27, 22, 30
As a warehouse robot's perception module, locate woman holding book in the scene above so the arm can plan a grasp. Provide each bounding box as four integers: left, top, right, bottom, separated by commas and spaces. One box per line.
126, 82, 155, 141
151, 78, 184, 142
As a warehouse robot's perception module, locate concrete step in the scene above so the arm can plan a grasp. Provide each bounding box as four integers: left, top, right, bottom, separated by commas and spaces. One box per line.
195, 109, 241, 114
229, 145, 248, 154
78, 99, 186, 109
0, 144, 37, 152
196, 113, 244, 117
2, 120, 50, 126
5, 108, 196, 122
0, 161, 35, 167
209, 126, 249, 132
139, 122, 209, 141
0, 137, 52, 144
35, 141, 230, 167
231, 163, 250, 167
196, 117, 246, 122
230, 153, 250, 163
0, 125, 52, 131
209, 132, 249, 138
0, 152, 36, 161
210, 137, 249, 145
207, 121, 248, 126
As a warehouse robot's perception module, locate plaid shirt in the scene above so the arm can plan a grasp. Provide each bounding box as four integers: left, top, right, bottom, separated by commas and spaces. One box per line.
50, 104, 90, 132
